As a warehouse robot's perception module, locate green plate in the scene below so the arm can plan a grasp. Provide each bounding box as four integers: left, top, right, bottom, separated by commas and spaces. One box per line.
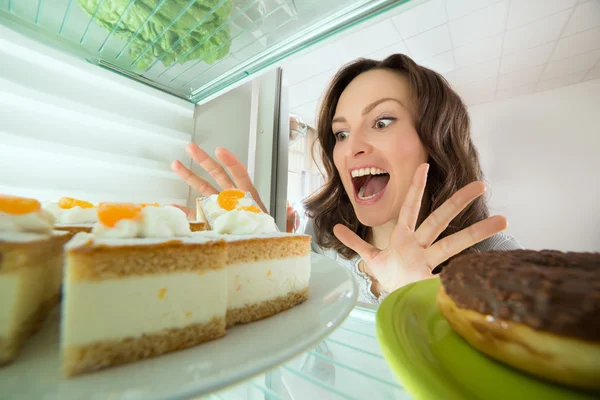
376, 278, 597, 400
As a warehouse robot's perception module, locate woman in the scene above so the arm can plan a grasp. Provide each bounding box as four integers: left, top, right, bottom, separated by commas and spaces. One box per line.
171, 54, 521, 304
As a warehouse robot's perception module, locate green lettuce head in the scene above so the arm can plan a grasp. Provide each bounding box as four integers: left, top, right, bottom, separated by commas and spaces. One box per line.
77, 0, 233, 70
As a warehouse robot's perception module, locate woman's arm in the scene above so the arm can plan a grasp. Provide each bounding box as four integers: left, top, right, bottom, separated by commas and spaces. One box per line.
474, 232, 523, 251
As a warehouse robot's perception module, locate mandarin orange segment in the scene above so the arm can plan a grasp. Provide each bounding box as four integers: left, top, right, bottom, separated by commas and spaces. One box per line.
217, 189, 245, 211
58, 197, 94, 209
0, 195, 41, 215
238, 205, 261, 213
141, 202, 160, 208
97, 203, 142, 228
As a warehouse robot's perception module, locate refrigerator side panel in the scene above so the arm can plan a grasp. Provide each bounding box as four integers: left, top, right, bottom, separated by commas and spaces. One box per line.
272, 76, 290, 232
255, 68, 288, 231
253, 70, 277, 215
190, 82, 253, 208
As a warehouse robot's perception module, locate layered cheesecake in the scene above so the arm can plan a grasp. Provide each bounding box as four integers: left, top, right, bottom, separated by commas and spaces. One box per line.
43, 197, 97, 235
61, 203, 228, 377
0, 195, 70, 366
196, 190, 311, 327
218, 232, 311, 327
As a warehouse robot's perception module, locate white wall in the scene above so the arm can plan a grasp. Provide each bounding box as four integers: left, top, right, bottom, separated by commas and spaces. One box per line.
470, 79, 600, 252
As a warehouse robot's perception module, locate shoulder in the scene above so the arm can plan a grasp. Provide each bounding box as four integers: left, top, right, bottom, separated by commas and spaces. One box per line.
474, 232, 523, 252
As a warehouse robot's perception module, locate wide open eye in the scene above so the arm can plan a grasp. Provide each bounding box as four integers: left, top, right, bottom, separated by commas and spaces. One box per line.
374, 118, 394, 130
334, 131, 349, 141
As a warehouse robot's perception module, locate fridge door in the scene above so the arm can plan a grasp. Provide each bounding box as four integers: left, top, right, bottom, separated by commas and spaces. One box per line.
191, 67, 288, 230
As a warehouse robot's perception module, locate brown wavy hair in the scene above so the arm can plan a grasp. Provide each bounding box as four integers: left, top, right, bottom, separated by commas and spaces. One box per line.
303, 54, 489, 260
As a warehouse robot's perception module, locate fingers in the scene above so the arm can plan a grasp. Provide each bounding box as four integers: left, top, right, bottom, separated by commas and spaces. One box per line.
176, 144, 267, 212
215, 147, 267, 213
171, 160, 219, 196
186, 143, 235, 191
333, 224, 380, 262
397, 163, 429, 231
415, 181, 486, 248
424, 215, 508, 268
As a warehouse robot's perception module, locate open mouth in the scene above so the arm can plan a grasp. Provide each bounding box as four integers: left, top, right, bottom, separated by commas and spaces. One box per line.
351, 167, 390, 202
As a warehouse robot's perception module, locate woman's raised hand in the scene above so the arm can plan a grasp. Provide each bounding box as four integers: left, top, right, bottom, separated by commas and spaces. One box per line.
333, 163, 508, 294
171, 143, 267, 213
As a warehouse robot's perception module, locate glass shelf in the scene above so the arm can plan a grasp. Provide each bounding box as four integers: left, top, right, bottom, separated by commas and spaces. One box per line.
204, 305, 412, 400
0, 0, 411, 103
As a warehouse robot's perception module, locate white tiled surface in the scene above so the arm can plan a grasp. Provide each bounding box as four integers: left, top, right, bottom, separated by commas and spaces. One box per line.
502, 10, 571, 55
449, 1, 509, 47
505, 0, 577, 29
586, 66, 600, 80
499, 42, 555, 74
391, 0, 447, 38
404, 24, 453, 61
283, 0, 600, 126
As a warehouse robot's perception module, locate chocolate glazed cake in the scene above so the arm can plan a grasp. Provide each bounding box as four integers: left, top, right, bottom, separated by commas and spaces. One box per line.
437, 250, 600, 392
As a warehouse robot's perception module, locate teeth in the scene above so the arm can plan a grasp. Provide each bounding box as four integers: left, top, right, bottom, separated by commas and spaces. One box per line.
358, 185, 378, 200
351, 167, 387, 178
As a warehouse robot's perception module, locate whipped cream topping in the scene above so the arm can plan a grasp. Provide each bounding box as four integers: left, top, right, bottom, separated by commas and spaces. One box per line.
92, 206, 192, 239
43, 201, 98, 224
197, 193, 278, 234
197, 194, 253, 222
0, 209, 54, 234
191, 231, 309, 241
213, 209, 278, 234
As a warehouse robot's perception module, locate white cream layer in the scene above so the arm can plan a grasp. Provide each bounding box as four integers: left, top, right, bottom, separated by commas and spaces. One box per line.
0, 230, 68, 243
61, 270, 228, 346
66, 232, 222, 249
228, 255, 311, 309
0, 210, 54, 234
55, 223, 94, 228
0, 266, 48, 338
191, 231, 308, 241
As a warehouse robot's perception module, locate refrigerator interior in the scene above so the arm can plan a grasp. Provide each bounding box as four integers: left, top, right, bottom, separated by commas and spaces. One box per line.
0, 0, 415, 231
0, 1, 421, 399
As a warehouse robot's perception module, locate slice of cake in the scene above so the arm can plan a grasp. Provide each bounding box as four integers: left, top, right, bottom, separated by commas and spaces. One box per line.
0, 195, 70, 366
61, 203, 228, 377
219, 233, 311, 327
43, 197, 98, 235
196, 189, 278, 234
195, 190, 311, 327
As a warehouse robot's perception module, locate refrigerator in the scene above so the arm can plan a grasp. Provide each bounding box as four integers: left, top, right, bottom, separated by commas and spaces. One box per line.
0, 0, 409, 231
0, 0, 411, 399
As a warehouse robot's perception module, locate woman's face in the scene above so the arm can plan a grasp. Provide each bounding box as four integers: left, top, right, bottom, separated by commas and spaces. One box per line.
332, 69, 427, 228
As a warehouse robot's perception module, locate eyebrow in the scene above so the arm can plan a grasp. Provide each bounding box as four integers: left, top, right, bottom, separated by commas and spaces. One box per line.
331, 97, 405, 124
